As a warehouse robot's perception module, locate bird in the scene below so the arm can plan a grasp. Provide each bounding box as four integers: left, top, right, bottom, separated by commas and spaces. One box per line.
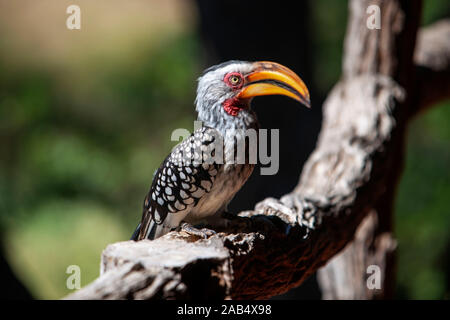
131, 60, 310, 240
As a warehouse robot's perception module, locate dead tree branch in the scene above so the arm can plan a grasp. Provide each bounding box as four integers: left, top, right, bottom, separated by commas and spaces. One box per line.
317, 212, 397, 299
65, 1, 449, 300
317, 3, 450, 300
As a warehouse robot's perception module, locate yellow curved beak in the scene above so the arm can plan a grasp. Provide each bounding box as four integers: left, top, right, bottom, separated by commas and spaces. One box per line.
237, 61, 311, 108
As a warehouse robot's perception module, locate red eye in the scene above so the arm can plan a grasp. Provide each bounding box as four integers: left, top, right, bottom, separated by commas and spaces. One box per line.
224, 72, 243, 88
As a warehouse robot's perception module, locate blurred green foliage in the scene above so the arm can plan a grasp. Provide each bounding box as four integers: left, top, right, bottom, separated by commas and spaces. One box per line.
310, 0, 347, 93
398, 1, 450, 299
0, 33, 200, 298
0, 0, 200, 297
0, 0, 449, 299
396, 102, 450, 299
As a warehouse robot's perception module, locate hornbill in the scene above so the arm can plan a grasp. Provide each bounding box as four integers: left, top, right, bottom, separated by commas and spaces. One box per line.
132, 60, 310, 240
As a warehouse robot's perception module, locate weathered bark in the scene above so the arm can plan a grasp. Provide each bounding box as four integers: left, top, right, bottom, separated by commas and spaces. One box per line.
316, 0, 422, 300
317, 5, 450, 299
317, 212, 397, 299
65, 2, 450, 300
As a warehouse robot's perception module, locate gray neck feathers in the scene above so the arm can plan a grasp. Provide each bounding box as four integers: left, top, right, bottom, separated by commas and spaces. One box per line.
195, 95, 258, 136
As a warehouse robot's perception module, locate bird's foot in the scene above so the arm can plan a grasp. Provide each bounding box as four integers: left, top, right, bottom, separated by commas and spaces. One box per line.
179, 222, 216, 239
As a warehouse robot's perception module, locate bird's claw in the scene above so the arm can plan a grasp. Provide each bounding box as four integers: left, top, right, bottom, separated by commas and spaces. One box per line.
179, 222, 216, 239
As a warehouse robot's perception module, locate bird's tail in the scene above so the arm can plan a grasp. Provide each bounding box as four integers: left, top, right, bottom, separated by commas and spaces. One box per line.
130, 219, 172, 240
130, 223, 141, 241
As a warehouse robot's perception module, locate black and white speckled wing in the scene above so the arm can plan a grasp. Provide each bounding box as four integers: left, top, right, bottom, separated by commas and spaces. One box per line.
134, 126, 222, 240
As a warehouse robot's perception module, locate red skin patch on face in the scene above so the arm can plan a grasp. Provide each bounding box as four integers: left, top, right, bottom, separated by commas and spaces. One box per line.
223, 98, 243, 116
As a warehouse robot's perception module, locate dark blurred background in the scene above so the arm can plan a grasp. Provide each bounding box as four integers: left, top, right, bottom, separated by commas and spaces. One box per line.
0, 0, 449, 299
